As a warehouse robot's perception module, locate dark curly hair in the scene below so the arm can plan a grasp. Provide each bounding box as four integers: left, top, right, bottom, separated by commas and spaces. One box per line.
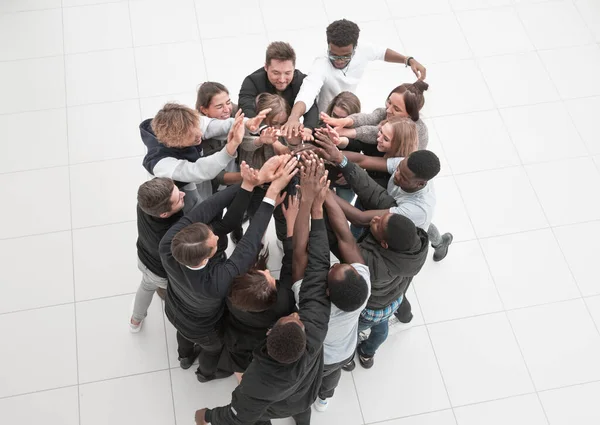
267, 321, 306, 364
327, 265, 369, 312
326, 19, 360, 47
406, 150, 440, 181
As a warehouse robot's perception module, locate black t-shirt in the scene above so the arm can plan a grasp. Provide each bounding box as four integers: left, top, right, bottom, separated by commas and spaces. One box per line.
136, 205, 183, 278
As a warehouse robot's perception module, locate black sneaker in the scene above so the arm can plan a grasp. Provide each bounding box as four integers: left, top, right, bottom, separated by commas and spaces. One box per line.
394, 297, 413, 324
196, 369, 233, 383
178, 345, 201, 370
357, 346, 374, 369
231, 226, 243, 245
342, 359, 356, 372
432, 233, 453, 262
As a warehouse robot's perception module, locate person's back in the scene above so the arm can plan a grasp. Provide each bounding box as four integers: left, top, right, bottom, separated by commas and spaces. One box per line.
359, 218, 428, 309
222, 238, 296, 374
130, 178, 186, 333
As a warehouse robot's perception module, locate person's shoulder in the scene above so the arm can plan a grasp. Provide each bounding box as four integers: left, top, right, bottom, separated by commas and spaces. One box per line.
387, 156, 403, 173
351, 263, 371, 284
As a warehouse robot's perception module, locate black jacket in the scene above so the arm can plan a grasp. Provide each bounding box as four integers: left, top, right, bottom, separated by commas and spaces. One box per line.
206, 219, 331, 424
136, 205, 183, 278
342, 161, 429, 308
160, 185, 272, 338
238, 68, 319, 129
221, 237, 296, 373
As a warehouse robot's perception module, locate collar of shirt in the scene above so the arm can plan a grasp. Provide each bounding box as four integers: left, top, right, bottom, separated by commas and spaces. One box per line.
186, 264, 206, 271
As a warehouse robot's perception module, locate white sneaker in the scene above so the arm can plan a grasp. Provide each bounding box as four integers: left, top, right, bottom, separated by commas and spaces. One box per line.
314, 397, 329, 412
129, 299, 143, 333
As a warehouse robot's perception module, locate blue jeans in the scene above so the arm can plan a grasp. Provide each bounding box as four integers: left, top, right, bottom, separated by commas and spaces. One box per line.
358, 318, 389, 357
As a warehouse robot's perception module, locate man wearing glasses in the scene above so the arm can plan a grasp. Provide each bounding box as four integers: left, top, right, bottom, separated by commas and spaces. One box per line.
282, 19, 426, 139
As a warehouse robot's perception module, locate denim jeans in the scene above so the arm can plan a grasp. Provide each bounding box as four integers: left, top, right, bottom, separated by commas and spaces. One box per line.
358, 319, 389, 357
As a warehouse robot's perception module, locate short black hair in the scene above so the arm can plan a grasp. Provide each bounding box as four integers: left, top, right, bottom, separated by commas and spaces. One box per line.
267, 322, 306, 364
326, 19, 360, 47
406, 150, 440, 181
328, 267, 369, 312
384, 214, 419, 252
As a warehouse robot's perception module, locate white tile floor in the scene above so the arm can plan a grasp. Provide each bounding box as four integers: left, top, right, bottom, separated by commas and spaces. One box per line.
1, 0, 600, 424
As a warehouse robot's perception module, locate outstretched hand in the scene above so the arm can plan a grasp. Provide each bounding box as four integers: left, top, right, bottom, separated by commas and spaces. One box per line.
257, 155, 284, 184
259, 127, 280, 145
245, 108, 273, 133
312, 126, 344, 165
269, 154, 299, 192
298, 154, 327, 204
282, 194, 300, 222
281, 117, 302, 139
227, 109, 246, 147
240, 161, 262, 189
410, 58, 427, 80
319, 112, 348, 129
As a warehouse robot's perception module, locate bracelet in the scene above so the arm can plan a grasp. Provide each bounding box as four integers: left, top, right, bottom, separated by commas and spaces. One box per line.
405, 56, 414, 67
339, 156, 348, 168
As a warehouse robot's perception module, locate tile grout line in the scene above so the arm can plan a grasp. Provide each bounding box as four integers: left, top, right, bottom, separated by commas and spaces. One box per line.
59, 1, 83, 424
515, 1, 600, 342
191, 0, 210, 84
410, 290, 458, 425
0, 219, 137, 242
448, 8, 554, 424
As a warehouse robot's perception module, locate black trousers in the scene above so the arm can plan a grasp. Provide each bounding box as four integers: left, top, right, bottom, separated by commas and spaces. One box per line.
319, 353, 354, 399
176, 329, 223, 378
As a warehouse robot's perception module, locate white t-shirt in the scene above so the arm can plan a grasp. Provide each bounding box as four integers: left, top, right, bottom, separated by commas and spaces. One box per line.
295, 43, 387, 113
386, 157, 436, 231
292, 263, 371, 365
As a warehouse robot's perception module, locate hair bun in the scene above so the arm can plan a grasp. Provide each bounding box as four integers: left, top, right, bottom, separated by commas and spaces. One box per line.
413, 80, 429, 93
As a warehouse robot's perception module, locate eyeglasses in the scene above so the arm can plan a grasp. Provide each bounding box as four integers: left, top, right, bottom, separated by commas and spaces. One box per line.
328, 49, 355, 62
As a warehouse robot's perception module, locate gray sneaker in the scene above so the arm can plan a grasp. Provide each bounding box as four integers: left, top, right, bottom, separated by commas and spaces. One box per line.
433, 233, 453, 262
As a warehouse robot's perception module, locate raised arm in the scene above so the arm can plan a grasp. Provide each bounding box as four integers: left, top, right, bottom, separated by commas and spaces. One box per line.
324, 191, 364, 264
282, 58, 327, 139
280, 194, 299, 287
210, 162, 262, 237
384, 48, 426, 80
298, 161, 332, 351
292, 183, 312, 283
340, 161, 397, 210
343, 151, 388, 172
334, 195, 389, 227
207, 156, 299, 298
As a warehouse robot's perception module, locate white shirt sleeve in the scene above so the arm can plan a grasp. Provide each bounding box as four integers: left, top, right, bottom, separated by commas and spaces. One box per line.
389, 203, 428, 230
359, 42, 387, 62
152, 147, 236, 183
262, 197, 276, 207
387, 157, 403, 175
292, 279, 302, 307
294, 57, 329, 109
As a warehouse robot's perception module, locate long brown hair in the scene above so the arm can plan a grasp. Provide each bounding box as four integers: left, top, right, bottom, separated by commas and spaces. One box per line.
325, 91, 361, 118
228, 250, 278, 312
387, 79, 429, 122
383, 116, 418, 158
195, 82, 229, 115
255, 93, 290, 126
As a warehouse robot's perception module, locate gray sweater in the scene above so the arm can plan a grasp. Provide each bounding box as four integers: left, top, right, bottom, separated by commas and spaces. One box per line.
348, 107, 429, 150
